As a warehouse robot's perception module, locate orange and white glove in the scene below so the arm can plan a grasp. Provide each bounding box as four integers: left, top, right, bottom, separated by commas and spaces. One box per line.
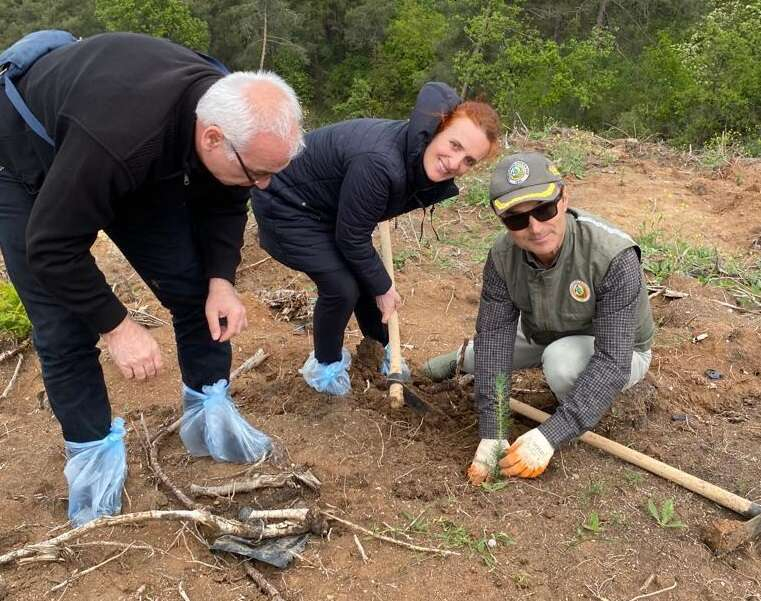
500, 428, 554, 478
466, 439, 509, 485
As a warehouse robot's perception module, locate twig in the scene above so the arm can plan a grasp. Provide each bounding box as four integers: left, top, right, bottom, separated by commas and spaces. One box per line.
0, 339, 29, 364
50, 544, 134, 592
191, 470, 320, 497
626, 581, 677, 601
237, 256, 271, 274
178, 580, 191, 601
321, 512, 459, 557
0, 354, 23, 400
0, 510, 306, 565
230, 348, 269, 381
243, 561, 285, 601
140, 414, 198, 510
353, 534, 369, 563
706, 298, 761, 315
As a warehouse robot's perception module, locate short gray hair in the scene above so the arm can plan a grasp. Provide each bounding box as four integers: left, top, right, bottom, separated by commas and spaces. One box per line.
196, 71, 305, 159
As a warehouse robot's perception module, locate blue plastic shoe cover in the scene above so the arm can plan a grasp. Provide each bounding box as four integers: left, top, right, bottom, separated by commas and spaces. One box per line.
298, 348, 352, 395
64, 417, 128, 526
380, 343, 411, 380
180, 379, 272, 463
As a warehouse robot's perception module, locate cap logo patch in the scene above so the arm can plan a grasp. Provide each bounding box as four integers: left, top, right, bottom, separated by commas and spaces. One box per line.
569, 280, 591, 303
507, 160, 530, 185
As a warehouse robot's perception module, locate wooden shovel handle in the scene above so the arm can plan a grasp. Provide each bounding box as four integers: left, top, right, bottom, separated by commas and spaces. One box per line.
378, 220, 404, 409
509, 398, 761, 518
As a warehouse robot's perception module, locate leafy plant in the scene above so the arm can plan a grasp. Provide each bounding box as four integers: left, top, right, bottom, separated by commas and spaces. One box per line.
0, 282, 31, 341
437, 520, 515, 567
578, 511, 603, 534
647, 498, 686, 529
622, 469, 645, 486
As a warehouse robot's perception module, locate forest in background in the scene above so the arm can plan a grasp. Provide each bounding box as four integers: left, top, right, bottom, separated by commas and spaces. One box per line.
2, 0, 760, 153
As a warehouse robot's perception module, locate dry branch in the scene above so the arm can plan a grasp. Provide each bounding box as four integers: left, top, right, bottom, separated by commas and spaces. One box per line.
191, 473, 293, 497
322, 511, 459, 557
0, 339, 29, 364
243, 561, 285, 601
0, 354, 23, 400
238, 508, 310, 522
140, 415, 198, 510
50, 544, 135, 592
0, 509, 307, 565
230, 348, 268, 381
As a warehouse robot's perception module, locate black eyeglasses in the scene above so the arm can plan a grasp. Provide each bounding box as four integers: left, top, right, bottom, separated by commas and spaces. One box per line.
230, 144, 261, 185
499, 198, 561, 231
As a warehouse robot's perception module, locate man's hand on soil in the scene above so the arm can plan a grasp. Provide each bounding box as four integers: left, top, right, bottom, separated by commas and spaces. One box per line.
500, 428, 554, 478
102, 316, 163, 380
375, 285, 402, 324
206, 278, 248, 342
467, 438, 509, 485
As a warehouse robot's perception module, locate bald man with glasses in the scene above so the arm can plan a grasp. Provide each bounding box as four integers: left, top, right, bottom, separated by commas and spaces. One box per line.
424, 152, 654, 484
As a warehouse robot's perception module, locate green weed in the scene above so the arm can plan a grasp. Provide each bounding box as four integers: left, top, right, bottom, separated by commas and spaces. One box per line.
0, 282, 31, 341
637, 220, 761, 307
578, 511, 603, 535
622, 468, 646, 487
647, 498, 686, 529
393, 249, 420, 271
437, 519, 515, 567
580, 479, 606, 505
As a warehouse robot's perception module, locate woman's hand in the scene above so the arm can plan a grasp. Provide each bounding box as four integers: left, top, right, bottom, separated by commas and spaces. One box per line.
375, 285, 402, 323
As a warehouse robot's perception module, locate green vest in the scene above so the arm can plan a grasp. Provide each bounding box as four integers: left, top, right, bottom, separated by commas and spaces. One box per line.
491, 208, 654, 352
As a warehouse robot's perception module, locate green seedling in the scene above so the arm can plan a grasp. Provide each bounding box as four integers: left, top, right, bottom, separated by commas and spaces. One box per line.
399, 510, 430, 534
623, 468, 645, 486
577, 511, 603, 535
437, 520, 515, 567
488, 372, 512, 482
647, 498, 686, 529
480, 480, 509, 493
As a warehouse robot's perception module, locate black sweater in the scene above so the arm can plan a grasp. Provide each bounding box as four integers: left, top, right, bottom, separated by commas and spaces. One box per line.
0, 32, 249, 333
251, 82, 460, 296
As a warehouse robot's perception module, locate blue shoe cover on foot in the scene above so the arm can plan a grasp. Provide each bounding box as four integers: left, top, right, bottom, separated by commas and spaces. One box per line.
64, 417, 127, 526
380, 343, 411, 380
180, 379, 272, 463
299, 348, 351, 395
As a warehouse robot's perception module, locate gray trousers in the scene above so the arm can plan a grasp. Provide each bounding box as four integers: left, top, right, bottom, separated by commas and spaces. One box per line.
463, 325, 651, 399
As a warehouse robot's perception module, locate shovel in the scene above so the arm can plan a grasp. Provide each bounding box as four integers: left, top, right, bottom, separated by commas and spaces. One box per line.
377, 220, 442, 414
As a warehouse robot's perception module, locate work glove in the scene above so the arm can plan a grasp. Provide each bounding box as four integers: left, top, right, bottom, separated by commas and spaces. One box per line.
466, 439, 509, 486
500, 428, 554, 478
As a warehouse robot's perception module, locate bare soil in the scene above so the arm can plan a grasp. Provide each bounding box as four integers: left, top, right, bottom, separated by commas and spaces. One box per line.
1, 142, 760, 601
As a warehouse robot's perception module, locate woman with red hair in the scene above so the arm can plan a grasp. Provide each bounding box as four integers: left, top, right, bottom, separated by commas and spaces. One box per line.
252, 82, 501, 394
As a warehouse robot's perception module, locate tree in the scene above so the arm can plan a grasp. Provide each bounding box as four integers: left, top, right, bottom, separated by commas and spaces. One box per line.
95, 0, 210, 50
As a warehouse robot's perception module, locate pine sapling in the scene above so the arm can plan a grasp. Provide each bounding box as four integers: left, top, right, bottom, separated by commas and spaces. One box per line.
490, 373, 512, 480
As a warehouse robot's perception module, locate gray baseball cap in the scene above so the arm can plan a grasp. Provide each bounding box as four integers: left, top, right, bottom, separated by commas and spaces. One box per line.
489, 152, 563, 215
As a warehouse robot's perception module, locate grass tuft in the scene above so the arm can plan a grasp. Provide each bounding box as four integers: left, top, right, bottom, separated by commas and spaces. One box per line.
0, 282, 31, 341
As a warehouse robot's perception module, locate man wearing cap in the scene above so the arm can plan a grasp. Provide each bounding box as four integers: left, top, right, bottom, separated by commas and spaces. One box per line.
424, 152, 654, 483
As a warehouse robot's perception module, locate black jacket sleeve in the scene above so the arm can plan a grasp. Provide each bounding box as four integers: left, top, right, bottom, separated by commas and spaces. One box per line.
334, 153, 393, 296
25, 120, 133, 333
192, 187, 248, 284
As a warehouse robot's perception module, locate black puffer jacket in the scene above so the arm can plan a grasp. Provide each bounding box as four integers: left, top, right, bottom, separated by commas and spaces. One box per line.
252, 82, 460, 296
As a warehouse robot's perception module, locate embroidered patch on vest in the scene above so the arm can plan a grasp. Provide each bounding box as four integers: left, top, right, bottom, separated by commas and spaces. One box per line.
569, 280, 591, 303
507, 160, 530, 184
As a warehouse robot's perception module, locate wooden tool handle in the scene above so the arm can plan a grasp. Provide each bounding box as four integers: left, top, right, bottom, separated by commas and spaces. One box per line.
378, 220, 404, 409
509, 398, 761, 518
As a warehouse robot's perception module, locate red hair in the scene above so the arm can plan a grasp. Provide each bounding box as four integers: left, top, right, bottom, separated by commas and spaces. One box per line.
438, 101, 502, 158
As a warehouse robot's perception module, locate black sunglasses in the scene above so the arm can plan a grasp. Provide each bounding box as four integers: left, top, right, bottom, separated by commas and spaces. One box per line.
500, 197, 561, 231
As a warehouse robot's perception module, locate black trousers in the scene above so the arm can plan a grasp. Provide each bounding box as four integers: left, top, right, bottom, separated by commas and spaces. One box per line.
0, 170, 231, 443
307, 268, 388, 364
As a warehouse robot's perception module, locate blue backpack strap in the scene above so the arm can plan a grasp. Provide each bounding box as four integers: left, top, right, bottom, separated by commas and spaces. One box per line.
196, 51, 230, 75
0, 30, 78, 147
3, 76, 55, 145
